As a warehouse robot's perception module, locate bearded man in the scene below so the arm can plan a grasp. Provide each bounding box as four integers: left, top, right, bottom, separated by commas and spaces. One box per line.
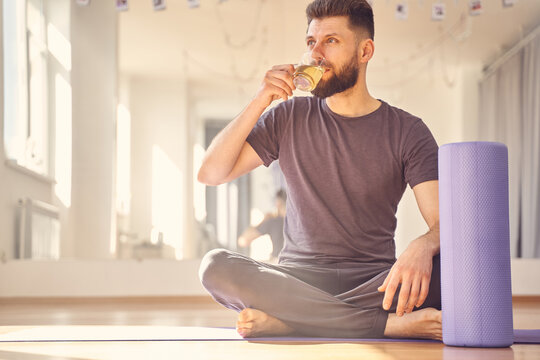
198, 0, 442, 340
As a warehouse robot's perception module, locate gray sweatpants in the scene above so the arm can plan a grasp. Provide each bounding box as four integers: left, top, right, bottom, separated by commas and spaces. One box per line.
199, 249, 441, 338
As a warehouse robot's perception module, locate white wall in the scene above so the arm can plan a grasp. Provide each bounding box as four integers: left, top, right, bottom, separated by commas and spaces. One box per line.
0, 259, 206, 297
120, 75, 189, 257
68, 0, 117, 259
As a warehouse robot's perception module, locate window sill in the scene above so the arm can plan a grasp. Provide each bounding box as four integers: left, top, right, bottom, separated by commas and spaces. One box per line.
4, 159, 56, 185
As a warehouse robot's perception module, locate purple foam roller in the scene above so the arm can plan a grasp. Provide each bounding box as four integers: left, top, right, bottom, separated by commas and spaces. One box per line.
439, 142, 513, 347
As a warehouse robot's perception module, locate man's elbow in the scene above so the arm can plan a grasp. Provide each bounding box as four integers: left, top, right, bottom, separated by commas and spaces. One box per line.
197, 166, 223, 186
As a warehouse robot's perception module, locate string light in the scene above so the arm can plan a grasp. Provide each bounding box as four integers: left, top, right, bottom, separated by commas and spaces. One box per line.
92, 0, 518, 89
183, 50, 261, 84
215, 0, 266, 49
214, 0, 269, 85
369, 11, 471, 89
370, 13, 471, 71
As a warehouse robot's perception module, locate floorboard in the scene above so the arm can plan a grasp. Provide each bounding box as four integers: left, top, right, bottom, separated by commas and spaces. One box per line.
0, 296, 537, 359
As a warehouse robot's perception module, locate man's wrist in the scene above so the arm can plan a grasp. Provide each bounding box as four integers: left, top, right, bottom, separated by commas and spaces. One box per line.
413, 230, 440, 257
425, 229, 440, 256
250, 93, 274, 111
427, 236, 440, 256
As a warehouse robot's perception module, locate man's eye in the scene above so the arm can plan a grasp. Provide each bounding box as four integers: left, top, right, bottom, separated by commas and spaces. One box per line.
328, 38, 337, 43
307, 40, 315, 46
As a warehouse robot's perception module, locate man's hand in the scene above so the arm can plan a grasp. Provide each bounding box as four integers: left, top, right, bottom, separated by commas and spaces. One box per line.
378, 234, 438, 317
379, 180, 440, 316
255, 64, 296, 107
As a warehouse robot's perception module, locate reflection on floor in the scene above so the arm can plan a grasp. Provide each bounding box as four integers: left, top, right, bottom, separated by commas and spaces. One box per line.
0, 296, 538, 360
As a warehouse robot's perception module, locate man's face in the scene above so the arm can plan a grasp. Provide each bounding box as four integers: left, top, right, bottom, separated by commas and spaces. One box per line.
305, 16, 362, 98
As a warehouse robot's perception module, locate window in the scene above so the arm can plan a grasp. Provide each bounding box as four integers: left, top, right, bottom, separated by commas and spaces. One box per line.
3, 0, 50, 175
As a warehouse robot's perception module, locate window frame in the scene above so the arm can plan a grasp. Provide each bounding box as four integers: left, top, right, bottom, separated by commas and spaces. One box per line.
3, 0, 51, 177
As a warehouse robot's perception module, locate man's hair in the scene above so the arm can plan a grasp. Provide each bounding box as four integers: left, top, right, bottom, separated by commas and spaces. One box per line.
275, 189, 287, 202
306, 0, 374, 40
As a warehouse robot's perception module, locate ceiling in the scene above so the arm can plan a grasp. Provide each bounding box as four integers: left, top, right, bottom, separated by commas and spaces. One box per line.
118, 0, 540, 90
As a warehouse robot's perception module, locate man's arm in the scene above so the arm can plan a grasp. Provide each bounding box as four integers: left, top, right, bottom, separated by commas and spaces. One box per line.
378, 180, 439, 316
238, 227, 263, 247
197, 64, 296, 186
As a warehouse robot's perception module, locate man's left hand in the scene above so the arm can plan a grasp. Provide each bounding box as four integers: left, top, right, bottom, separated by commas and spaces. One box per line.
378, 236, 436, 316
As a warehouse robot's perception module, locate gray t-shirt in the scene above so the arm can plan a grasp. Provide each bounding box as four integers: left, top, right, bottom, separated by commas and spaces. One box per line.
247, 97, 438, 266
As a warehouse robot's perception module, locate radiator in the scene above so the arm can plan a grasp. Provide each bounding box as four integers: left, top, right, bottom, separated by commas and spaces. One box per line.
16, 198, 60, 259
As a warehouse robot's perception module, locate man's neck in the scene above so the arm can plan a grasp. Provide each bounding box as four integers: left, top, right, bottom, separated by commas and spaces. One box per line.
324, 81, 381, 118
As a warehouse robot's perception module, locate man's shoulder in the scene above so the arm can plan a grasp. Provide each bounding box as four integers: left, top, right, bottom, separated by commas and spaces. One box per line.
267, 96, 319, 120
380, 100, 424, 129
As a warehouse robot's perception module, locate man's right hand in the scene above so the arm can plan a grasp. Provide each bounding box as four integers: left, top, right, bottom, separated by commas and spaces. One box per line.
255, 64, 296, 107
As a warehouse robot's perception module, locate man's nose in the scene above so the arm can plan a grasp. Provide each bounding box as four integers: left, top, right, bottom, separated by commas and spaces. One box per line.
311, 42, 325, 62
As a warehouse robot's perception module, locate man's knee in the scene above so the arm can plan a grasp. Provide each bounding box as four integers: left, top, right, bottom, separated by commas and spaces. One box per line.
199, 248, 229, 284
199, 249, 245, 289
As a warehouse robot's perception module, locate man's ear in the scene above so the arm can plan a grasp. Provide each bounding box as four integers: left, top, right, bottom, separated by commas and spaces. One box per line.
359, 39, 375, 63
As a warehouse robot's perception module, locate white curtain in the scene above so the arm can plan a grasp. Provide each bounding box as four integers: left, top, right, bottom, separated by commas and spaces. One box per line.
520, 35, 540, 258
479, 34, 540, 258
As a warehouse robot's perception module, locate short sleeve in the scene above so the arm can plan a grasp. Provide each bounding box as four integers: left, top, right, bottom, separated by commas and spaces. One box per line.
402, 120, 439, 188
246, 102, 289, 167
256, 218, 272, 235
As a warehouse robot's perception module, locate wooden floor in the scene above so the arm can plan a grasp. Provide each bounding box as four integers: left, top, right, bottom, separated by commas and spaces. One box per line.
0, 296, 538, 359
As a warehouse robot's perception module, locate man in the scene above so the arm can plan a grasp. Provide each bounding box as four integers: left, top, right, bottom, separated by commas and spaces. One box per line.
198, 0, 442, 340
238, 189, 287, 262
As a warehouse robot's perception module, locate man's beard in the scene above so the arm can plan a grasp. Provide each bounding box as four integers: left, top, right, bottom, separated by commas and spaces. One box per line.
311, 53, 359, 99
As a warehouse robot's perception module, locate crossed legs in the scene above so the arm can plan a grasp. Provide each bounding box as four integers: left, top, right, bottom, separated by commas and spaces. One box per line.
199, 249, 442, 339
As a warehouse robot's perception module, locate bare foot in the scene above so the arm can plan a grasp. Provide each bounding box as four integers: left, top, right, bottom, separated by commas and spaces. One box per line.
236, 308, 294, 338
383, 307, 442, 340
